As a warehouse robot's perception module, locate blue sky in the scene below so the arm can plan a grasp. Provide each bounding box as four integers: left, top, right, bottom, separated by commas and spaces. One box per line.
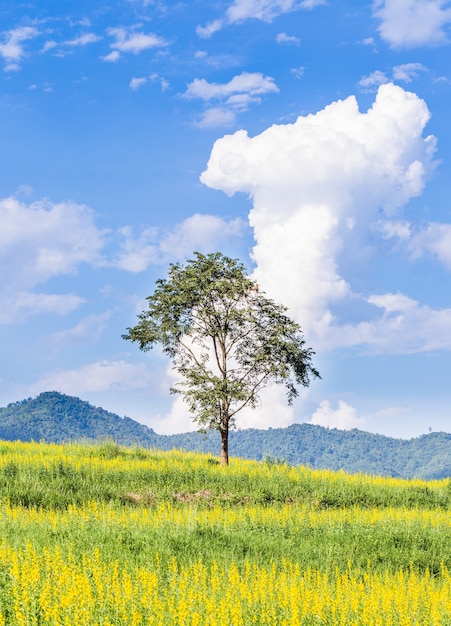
1, 0, 451, 438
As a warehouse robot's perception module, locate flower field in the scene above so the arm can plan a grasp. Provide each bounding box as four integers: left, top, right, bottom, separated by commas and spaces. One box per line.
0, 440, 449, 624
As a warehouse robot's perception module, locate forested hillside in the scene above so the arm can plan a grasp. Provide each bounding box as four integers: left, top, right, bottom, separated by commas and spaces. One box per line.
0, 392, 450, 479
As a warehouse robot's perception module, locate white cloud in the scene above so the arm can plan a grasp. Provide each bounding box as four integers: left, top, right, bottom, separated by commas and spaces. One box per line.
129, 76, 147, 90
113, 214, 245, 272
196, 20, 224, 39
276, 32, 301, 44
106, 27, 168, 55
316, 292, 451, 353
226, 0, 325, 23
360, 36, 376, 46
310, 400, 366, 430
290, 66, 305, 79
0, 26, 39, 69
381, 219, 451, 267
50, 312, 112, 345
42, 40, 58, 53
358, 70, 389, 90
374, 0, 451, 48
159, 213, 245, 258
184, 72, 278, 126
0, 292, 85, 324
27, 360, 154, 396
392, 62, 428, 81
102, 50, 121, 62
194, 108, 237, 128
196, 0, 324, 36
364, 294, 451, 352
200, 83, 437, 351
185, 72, 279, 101
154, 362, 295, 434
359, 64, 428, 92
149, 73, 170, 91
0, 196, 105, 323
114, 226, 159, 272
153, 394, 198, 435
4, 63, 21, 72
63, 33, 101, 47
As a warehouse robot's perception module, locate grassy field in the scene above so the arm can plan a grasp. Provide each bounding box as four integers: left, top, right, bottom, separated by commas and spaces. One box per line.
0, 439, 449, 625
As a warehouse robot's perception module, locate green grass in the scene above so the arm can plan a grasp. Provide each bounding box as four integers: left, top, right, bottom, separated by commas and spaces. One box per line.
0, 440, 449, 578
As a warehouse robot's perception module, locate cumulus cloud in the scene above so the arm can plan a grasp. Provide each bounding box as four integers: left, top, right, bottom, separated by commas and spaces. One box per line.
184, 72, 279, 127
310, 400, 366, 430
0, 26, 39, 70
0, 196, 105, 322
113, 214, 245, 272
374, 0, 451, 48
200, 83, 438, 352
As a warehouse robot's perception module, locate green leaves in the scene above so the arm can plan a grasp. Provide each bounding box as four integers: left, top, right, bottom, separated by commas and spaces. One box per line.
123, 252, 320, 463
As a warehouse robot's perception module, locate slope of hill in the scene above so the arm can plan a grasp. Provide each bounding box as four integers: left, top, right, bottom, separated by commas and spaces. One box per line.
0, 391, 162, 448
0, 391, 450, 479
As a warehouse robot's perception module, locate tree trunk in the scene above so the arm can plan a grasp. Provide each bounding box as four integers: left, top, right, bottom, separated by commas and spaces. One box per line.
220, 423, 229, 466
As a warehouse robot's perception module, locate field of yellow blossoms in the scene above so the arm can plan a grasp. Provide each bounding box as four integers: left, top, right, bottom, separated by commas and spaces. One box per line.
0, 440, 449, 625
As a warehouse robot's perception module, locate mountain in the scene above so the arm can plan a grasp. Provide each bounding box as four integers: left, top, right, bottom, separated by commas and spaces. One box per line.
0, 392, 450, 480
0, 391, 162, 448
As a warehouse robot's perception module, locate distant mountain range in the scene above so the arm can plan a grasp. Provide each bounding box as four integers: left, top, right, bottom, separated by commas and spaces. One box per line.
1, 391, 450, 480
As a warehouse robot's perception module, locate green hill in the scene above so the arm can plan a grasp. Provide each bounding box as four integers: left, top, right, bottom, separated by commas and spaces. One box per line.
0, 391, 450, 479
0, 391, 162, 448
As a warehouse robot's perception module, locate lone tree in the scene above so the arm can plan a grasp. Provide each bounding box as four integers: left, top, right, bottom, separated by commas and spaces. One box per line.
123, 252, 320, 465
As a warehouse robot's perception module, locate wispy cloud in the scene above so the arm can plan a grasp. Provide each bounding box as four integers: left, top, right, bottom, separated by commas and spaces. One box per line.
379, 219, 451, 268
197, 0, 325, 38
129, 76, 147, 90
276, 32, 301, 45
392, 62, 428, 82
105, 26, 168, 60
27, 360, 155, 396
358, 70, 389, 91
129, 74, 169, 91
0, 26, 39, 70
63, 33, 101, 47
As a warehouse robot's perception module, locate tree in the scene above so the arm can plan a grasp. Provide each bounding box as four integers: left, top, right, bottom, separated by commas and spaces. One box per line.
123, 252, 320, 465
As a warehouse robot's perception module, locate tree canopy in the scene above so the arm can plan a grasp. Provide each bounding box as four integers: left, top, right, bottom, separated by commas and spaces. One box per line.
123, 252, 320, 464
